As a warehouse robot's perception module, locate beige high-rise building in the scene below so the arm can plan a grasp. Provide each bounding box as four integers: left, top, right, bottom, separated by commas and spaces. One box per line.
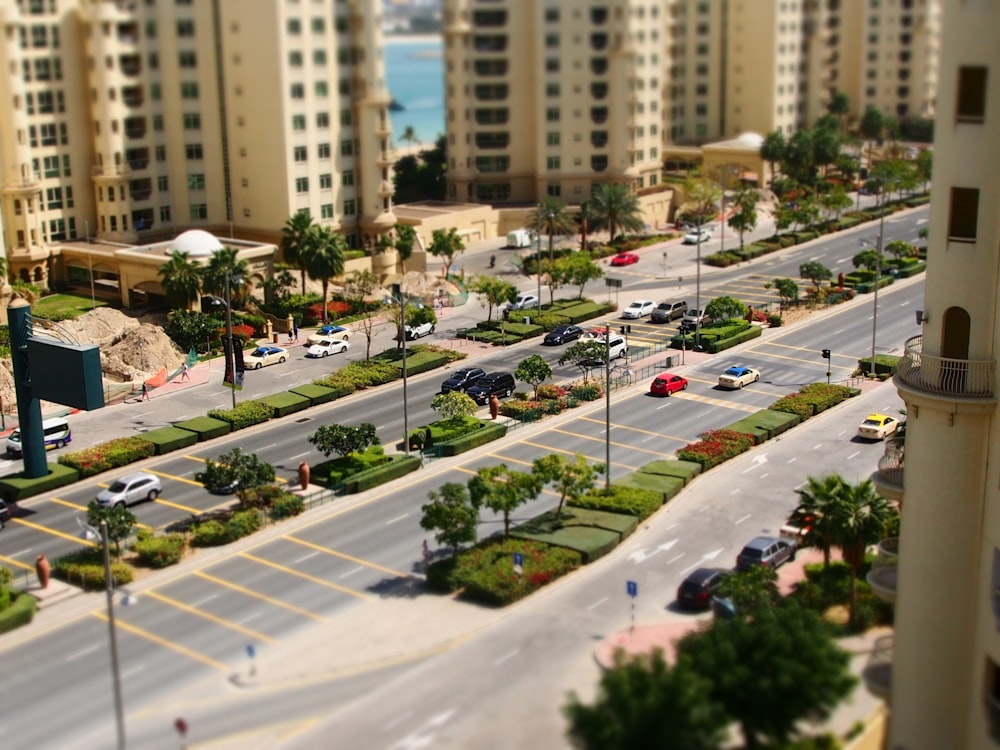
865, 1, 1000, 748
0, 0, 395, 288
444, 0, 941, 203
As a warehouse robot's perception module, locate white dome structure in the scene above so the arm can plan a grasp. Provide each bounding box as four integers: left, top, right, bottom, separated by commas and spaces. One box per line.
735, 131, 765, 148
171, 229, 223, 258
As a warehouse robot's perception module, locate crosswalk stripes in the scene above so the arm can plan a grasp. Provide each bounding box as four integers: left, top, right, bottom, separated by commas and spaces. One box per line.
671, 391, 759, 412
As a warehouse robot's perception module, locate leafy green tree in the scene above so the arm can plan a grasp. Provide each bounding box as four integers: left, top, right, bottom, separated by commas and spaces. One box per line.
308, 422, 380, 458
828, 90, 850, 133
528, 198, 577, 269
678, 601, 857, 749
859, 106, 884, 171
158, 251, 202, 310
393, 223, 417, 273
564, 650, 728, 750
715, 564, 781, 616
818, 185, 853, 221
165, 309, 221, 352
259, 266, 296, 308
281, 210, 315, 295
86, 501, 137, 560
588, 183, 645, 242
421, 483, 480, 557
727, 187, 759, 251
554, 252, 604, 299
428, 227, 466, 277
799, 261, 832, 292
782, 130, 815, 183
538, 258, 565, 305
515, 354, 553, 399
704, 295, 747, 323
811, 126, 841, 177
760, 130, 786, 186
559, 339, 610, 383
194, 446, 277, 509
679, 177, 722, 230
794, 474, 848, 568
399, 124, 418, 147
532, 453, 602, 519
885, 239, 917, 261
201, 246, 250, 300
468, 464, 542, 538
915, 148, 932, 192
771, 277, 800, 313
833, 152, 860, 183
789, 194, 821, 230
469, 275, 518, 321
430, 391, 478, 422
305, 226, 347, 322
852, 249, 881, 274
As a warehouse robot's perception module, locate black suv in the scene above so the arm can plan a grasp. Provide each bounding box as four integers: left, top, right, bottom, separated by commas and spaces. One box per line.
441, 367, 486, 394
466, 372, 515, 405
676, 568, 731, 611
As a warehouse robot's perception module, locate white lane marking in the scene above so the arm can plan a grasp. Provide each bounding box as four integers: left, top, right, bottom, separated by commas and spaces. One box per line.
731, 488, 741, 495
238, 611, 262, 625
339, 566, 363, 579
383, 711, 415, 732
787, 457, 797, 463
288, 451, 311, 460
814, 443, 823, 450
121, 664, 146, 680
386, 513, 409, 525
847, 451, 860, 459
742, 464, 759, 474
734, 514, 752, 525
8, 548, 32, 559
294, 551, 320, 563
833, 329, 845, 335
191, 594, 218, 607
795, 481, 807, 490
809, 255, 822, 261
760, 472, 768, 479
259, 443, 278, 451
66, 644, 100, 662
899, 300, 911, 306
665, 553, 685, 565
494, 649, 519, 666
587, 597, 608, 611
837, 256, 852, 264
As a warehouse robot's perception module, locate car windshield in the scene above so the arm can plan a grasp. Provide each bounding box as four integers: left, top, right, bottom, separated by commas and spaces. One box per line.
108, 480, 128, 492
741, 548, 764, 560
862, 418, 882, 426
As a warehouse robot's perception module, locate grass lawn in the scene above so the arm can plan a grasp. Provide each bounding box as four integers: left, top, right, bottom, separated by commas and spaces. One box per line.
31, 293, 111, 320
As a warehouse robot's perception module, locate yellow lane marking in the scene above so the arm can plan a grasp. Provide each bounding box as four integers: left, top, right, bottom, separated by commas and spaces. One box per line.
144, 468, 205, 488
143, 590, 277, 645
752, 341, 860, 364
188, 718, 323, 749
92, 611, 229, 672
154, 497, 203, 514
239, 552, 371, 600
520, 439, 639, 470
0, 554, 35, 572
485, 452, 533, 467
9, 517, 94, 546
49, 497, 87, 511
578, 416, 690, 444
194, 571, 327, 622
549, 427, 669, 457
281, 536, 411, 579
672, 392, 759, 412
741, 346, 857, 369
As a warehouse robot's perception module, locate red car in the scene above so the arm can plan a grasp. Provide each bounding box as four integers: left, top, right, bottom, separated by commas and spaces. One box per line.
610, 252, 639, 266
650, 373, 688, 396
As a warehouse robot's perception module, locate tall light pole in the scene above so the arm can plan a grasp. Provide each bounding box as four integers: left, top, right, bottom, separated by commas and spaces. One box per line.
694, 222, 704, 350
535, 205, 543, 313
871, 196, 886, 378
224, 271, 237, 409
393, 284, 409, 455
604, 327, 612, 493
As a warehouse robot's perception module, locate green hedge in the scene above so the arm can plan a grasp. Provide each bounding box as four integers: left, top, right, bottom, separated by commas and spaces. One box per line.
340, 454, 421, 494
0, 591, 36, 634
310, 377, 357, 399
895, 261, 926, 278
289, 383, 339, 406
676, 429, 757, 471
0, 461, 80, 502
858, 354, 901, 376
207, 401, 274, 430
435, 422, 508, 456
612, 472, 685, 503
769, 383, 859, 418
510, 507, 638, 564
191, 509, 261, 547
173, 416, 232, 441
548, 300, 615, 325
58, 437, 155, 479
704, 325, 763, 353
393, 351, 453, 376
257, 391, 312, 418
633, 459, 702, 485
133, 532, 186, 568
140, 426, 200, 456
568, 485, 663, 520
724, 410, 803, 443
52, 548, 134, 590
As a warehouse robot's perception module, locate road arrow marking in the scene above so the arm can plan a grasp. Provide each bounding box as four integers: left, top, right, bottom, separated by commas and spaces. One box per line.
629, 539, 678, 564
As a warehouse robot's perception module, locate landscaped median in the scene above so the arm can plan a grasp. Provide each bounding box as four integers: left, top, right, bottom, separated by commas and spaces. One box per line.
457, 298, 617, 346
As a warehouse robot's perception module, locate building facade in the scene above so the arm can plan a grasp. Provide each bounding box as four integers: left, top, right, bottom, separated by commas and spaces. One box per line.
866, 1, 1000, 748
0, 0, 395, 292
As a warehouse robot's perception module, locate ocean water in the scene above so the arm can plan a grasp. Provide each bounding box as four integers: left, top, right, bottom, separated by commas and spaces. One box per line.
384, 36, 445, 148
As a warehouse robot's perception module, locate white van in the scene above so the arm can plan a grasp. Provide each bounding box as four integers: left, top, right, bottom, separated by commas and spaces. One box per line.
506, 229, 534, 248
6, 417, 71, 457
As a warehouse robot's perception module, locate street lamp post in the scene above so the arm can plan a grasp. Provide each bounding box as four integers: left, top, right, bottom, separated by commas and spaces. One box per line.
860, 198, 887, 378
224, 271, 238, 409
99, 520, 127, 750
695, 222, 704, 350
535, 206, 543, 313
604, 327, 612, 493
393, 284, 409, 455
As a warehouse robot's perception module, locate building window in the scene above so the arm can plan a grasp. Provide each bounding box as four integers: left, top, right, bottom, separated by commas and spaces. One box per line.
289, 51, 302, 67
546, 59, 560, 73
342, 200, 355, 216
296, 177, 309, 193
314, 50, 327, 65
321, 204, 334, 219
177, 20, 195, 37
315, 81, 328, 97
320, 173, 332, 189
547, 184, 561, 197
188, 174, 205, 190
294, 146, 307, 161
317, 112, 330, 128
340, 140, 353, 156
318, 143, 331, 158
185, 144, 204, 160
342, 170, 355, 187
547, 132, 560, 146
181, 82, 199, 99
948, 188, 979, 242
546, 83, 560, 97
547, 157, 560, 170
43, 156, 60, 178
157, 176, 169, 191
189, 203, 207, 220
291, 83, 305, 99
156, 145, 167, 161
183, 113, 200, 129
287, 19, 301, 35
292, 114, 306, 130
179, 51, 197, 67
546, 108, 560, 122
311, 17, 325, 33
545, 34, 559, 48
339, 110, 351, 127
957, 66, 987, 123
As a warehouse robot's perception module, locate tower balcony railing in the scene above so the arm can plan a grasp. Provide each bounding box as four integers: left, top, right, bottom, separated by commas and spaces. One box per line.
896, 335, 996, 398
866, 537, 899, 604
862, 634, 893, 699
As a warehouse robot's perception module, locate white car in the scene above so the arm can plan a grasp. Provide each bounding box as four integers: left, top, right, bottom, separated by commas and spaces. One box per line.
244, 345, 288, 369
306, 338, 350, 357
97, 471, 162, 508
683, 227, 713, 244
307, 325, 351, 345
622, 300, 655, 319
403, 321, 436, 340
857, 413, 901, 440
717, 364, 760, 389
509, 293, 540, 311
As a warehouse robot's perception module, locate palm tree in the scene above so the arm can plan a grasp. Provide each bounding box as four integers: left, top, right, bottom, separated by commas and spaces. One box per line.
201, 247, 249, 301
305, 226, 346, 322
158, 250, 202, 310
576, 200, 597, 251
281, 210, 315, 295
794, 474, 847, 568
588, 183, 645, 243
527, 198, 577, 269
399, 125, 419, 148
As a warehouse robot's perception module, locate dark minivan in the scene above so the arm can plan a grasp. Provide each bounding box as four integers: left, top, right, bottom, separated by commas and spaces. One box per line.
676, 568, 731, 610
466, 372, 516, 405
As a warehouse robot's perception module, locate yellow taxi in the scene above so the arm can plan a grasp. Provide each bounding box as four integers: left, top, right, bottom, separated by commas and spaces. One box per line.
857, 413, 900, 440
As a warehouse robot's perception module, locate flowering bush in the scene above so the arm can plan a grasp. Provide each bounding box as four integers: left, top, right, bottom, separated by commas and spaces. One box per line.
231, 323, 256, 343
445, 538, 582, 605
676, 428, 756, 471
570, 383, 603, 401
58, 437, 156, 478
536, 384, 566, 400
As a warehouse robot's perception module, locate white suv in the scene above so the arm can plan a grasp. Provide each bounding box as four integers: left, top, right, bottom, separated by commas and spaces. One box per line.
97, 472, 162, 508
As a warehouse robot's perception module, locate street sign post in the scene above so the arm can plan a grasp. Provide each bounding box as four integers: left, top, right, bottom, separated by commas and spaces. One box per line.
513, 552, 524, 576
626, 580, 638, 635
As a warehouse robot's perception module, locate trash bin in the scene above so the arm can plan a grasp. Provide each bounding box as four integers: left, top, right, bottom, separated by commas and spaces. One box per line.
273, 333, 279, 344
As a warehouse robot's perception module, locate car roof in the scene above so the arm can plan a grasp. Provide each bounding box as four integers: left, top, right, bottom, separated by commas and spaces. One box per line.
724, 365, 748, 373
865, 413, 890, 420
743, 535, 780, 550
684, 567, 729, 584
119, 471, 157, 483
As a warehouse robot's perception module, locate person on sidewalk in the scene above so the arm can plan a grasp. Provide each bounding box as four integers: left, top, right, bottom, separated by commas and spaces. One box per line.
141, 382, 150, 401
181, 362, 190, 381
293, 324, 299, 343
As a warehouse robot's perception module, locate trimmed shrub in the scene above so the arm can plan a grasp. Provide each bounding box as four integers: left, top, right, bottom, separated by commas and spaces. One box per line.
613, 472, 684, 503
436, 423, 508, 456
570, 383, 603, 401
52, 549, 134, 590
190, 519, 230, 547
676, 428, 756, 471
289, 383, 339, 406
499, 400, 545, 422
140, 426, 199, 456
0, 461, 80, 502
0, 590, 36, 634
257, 391, 312, 418
568, 485, 663, 520
173, 416, 231, 441
58, 437, 155, 478
133, 533, 186, 568
769, 383, 858, 418
766, 314, 782, 327
207, 401, 274, 430
341, 455, 421, 494
268, 493, 305, 520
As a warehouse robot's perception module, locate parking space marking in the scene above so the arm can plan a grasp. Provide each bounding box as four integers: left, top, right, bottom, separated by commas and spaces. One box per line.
144, 590, 277, 644
49, 497, 88, 511
194, 571, 328, 622
10, 517, 95, 546
153, 497, 204, 514
93, 611, 229, 672
240, 552, 372, 600
550, 427, 666, 457
578, 416, 689, 444
671, 392, 758, 412
282, 536, 412, 579
519, 439, 637, 470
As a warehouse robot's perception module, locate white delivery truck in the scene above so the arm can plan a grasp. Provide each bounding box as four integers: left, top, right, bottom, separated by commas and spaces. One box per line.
506, 229, 534, 248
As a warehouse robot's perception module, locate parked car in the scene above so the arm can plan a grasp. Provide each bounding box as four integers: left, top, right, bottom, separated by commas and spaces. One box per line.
780, 511, 816, 543
650, 373, 688, 396
402, 321, 436, 340
676, 568, 731, 611
0, 499, 11, 531
610, 252, 640, 267
857, 413, 901, 440
440, 367, 487, 394
509, 293, 539, 311
622, 299, 655, 319
307, 325, 351, 344
97, 471, 162, 508
245, 345, 289, 369
679, 309, 711, 331
683, 227, 713, 244
578, 335, 628, 366
718, 364, 760, 389
466, 372, 516, 405
651, 300, 688, 323
306, 338, 350, 358
736, 535, 797, 572
543, 324, 584, 345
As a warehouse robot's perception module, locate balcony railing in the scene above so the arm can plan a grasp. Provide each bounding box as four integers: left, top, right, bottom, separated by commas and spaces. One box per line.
866, 537, 899, 604
896, 335, 996, 398
863, 634, 893, 699
873, 435, 904, 493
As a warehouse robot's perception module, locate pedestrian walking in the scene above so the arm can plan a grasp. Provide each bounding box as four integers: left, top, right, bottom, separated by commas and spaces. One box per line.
181, 362, 190, 381
293, 324, 299, 342
141, 381, 150, 401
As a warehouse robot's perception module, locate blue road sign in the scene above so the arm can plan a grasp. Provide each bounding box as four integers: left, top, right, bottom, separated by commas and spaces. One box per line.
246, 644, 255, 659
626, 580, 638, 598
513, 552, 524, 567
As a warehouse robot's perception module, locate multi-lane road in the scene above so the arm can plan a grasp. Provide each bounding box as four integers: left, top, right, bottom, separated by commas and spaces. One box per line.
0, 206, 925, 748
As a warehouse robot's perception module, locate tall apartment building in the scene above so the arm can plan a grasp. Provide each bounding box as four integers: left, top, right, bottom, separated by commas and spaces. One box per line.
0, 0, 395, 288
864, 1, 1000, 748
445, 0, 940, 204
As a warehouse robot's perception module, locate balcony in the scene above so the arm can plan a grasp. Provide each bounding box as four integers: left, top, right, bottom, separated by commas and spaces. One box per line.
119, 54, 141, 77
896, 335, 996, 398
122, 86, 144, 108
866, 537, 899, 604
124, 116, 146, 140
872, 435, 904, 499
863, 634, 894, 699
